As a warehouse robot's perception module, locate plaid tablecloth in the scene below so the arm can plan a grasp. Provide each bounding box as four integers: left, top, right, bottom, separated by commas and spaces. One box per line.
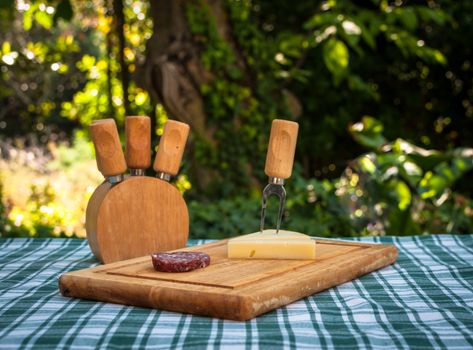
0, 235, 472, 349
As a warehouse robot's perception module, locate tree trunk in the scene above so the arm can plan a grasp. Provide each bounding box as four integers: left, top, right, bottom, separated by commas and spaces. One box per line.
139, 0, 212, 135
138, 0, 226, 190
105, 0, 114, 118
137, 0, 277, 194
113, 0, 130, 116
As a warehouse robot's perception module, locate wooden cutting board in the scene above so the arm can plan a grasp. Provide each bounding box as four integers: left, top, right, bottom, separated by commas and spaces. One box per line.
59, 239, 397, 321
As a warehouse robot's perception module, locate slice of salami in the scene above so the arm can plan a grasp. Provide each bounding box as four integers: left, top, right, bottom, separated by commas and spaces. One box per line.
151, 252, 211, 273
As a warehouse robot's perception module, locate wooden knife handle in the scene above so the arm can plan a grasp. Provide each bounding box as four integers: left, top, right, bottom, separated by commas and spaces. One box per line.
90, 119, 127, 177
264, 119, 299, 179
153, 120, 190, 176
125, 116, 151, 169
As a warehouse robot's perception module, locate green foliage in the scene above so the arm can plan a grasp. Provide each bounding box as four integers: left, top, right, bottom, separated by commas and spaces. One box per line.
184, 0, 294, 194
0, 0, 153, 139
271, 0, 473, 183
347, 118, 473, 235
323, 38, 349, 82
179, 0, 473, 203
1, 1, 473, 238
349, 116, 386, 149
189, 117, 473, 239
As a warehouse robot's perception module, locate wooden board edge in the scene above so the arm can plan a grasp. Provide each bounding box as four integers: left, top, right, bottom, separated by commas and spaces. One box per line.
58, 273, 251, 321
241, 244, 398, 320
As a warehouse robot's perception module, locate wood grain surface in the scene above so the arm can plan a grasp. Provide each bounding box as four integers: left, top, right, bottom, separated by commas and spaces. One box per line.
90, 119, 127, 177
86, 119, 127, 262
125, 116, 151, 169
85, 180, 112, 261
95, 176, 189, 263
59, 239, 398, 320
264, 119, 299, 179
86, 118, 190, 264
153, 120, 190, 176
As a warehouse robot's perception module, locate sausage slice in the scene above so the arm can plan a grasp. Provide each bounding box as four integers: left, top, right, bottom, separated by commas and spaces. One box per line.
151, 252, 211, 272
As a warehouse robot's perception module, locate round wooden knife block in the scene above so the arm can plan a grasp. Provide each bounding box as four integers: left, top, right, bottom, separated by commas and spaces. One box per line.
86, 117, 190, 264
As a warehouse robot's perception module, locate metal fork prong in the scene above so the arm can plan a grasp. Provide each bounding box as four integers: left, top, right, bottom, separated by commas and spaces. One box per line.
260, 190, 268, 233
260, 184, 286, 233
275, 186, 286, 233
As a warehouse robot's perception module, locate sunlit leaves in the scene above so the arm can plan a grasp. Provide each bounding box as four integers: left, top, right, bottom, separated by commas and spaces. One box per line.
2, 41, 10, 54
358, 155, 376, 174
76, 54, 96, 71
346, 117, 473, 234
56, 34, 78, 52
134, 90, 148, 106
349, 116, 386, 149
301, 0, 450, 97
1, 132, 101, 238
1, 41, 18, 65
34, 8, 52, 28
419, 153, 473, 199
96, 7, 112, 34
23, 2, 54, 30
304, 12, 338, 30
61, 59, 123, 124
388, 179, 412, 211
22, 4, 35, 30
323, 38, 349, 80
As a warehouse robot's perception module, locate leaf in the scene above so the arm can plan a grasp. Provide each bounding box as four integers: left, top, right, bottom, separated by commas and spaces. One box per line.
418, 171, 447, 199
392, 139, 449, 171
323, 38, 349, 78
433, 50, 447, 65
416, 7, 447, 26
54, 0, 73, 25
23, 4, 37, 31
349, 116, 386, 149
395, 7, 418, 31
418, 149, 473, 199
416, 47, 447, 65
354, 19, 376, 49
34, 10, 52, 29
347, 75, 380, 100
338, 29, 362, 56
358, 155, 376, 174
304, 12, 338, 30
1, 41, 10, 54
392, 180, 412, 211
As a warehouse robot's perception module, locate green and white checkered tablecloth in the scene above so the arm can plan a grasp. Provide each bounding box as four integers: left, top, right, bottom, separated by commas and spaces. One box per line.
0, 235, 472, 349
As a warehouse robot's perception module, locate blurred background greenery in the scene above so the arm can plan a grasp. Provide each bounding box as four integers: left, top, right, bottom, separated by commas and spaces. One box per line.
0, 0, 472, 239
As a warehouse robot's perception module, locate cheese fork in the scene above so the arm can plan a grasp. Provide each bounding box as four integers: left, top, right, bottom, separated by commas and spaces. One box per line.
259, 119, 299, 233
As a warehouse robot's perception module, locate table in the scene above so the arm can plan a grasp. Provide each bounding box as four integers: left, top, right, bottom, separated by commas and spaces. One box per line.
0, 235, 472, 349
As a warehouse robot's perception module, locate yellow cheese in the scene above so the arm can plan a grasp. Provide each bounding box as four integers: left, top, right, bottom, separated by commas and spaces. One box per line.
227, 229, 316, 260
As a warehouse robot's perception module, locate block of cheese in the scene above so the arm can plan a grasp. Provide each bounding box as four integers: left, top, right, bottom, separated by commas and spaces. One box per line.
227, 230, 316, 260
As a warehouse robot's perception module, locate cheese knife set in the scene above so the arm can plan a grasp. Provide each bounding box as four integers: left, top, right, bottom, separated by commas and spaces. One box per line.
85, 117, 189, 263
59, 117, 398, 320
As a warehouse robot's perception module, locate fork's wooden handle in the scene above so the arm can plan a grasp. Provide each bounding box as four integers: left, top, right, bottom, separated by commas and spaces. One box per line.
153, 120, 190, 176
125, 116, 151, 169
264, 119, 299, 179
90, 119, 127, 177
